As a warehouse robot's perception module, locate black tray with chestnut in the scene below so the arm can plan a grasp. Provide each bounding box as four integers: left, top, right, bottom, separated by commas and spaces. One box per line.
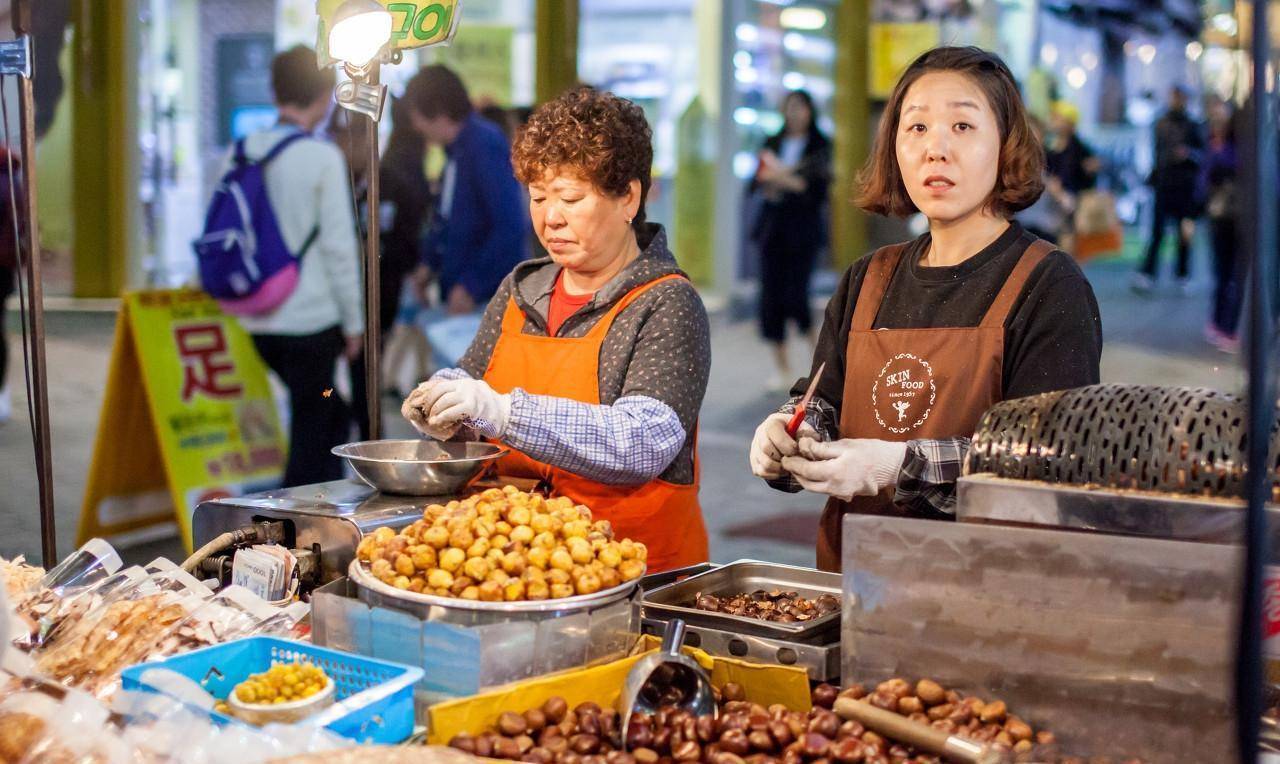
445, 678, 1133, 764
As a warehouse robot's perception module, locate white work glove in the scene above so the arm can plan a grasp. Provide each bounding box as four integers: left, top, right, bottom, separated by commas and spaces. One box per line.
401, 381, 460, 440
423, 377, 512, 438
780, 438, 908, 501
749, 412, 817, 480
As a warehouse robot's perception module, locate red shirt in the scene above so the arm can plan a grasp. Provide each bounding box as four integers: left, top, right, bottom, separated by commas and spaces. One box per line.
546, 271, 595, 337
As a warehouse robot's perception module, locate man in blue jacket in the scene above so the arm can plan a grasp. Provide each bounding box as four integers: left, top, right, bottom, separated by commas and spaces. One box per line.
404, 65, 529, 315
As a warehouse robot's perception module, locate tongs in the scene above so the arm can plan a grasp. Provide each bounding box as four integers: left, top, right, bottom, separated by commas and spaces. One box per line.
1261, 714, 1280, 753
619, 619, 716, 750
785, 363, 826, 438
834, 697, 1009, 763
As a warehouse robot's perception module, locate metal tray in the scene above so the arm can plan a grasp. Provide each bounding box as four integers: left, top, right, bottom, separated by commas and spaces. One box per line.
640, 618, 840, 682
640, 560, 841, 643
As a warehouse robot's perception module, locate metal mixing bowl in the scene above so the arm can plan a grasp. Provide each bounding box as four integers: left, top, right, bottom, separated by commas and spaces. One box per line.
331, 440, 508, 496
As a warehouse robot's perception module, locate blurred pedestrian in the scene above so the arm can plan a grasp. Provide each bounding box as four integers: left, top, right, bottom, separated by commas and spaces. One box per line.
378, 98, 433, 383
1135, 86, 1204, 293
1016, 116, 1071, 244
1203, 99, 1241, 351
329, 99, 433, 435
223, 45, 364, 486
0, 147, 20, 425
1045, 101, 1099, 197
750, 89, 832, 391
478, 101, 514, 143
405, 65, 528, 318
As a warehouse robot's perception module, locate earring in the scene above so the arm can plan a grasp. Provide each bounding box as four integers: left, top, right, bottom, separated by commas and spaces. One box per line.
626, 216, 633, 224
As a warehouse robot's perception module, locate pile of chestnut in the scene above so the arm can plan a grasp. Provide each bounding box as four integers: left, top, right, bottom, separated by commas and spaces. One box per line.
693, 591, 840, 625
446, 680, 1136, 764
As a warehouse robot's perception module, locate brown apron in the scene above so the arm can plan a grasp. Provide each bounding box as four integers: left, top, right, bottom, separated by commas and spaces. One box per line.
815, 238, 1054, 571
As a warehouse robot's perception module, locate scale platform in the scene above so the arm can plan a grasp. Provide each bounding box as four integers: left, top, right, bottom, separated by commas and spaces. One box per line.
193, 479, 432, 585
193, 476, 542, 585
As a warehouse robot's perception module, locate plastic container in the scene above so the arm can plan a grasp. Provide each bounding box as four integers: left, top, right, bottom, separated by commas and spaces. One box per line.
120, 636, 423, 744
227, 672, 335, 725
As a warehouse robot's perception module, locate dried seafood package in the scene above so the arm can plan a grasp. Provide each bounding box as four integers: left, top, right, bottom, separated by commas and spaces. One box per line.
13, 566, 151, 652
0, 556, 43, 602
147, 585, 280, 661
7, 541, 127, 653
33, 564, 212, 700
0, 686, 135, 764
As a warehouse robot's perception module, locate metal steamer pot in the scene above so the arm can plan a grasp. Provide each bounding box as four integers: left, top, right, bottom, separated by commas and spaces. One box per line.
341, 560, 642, 702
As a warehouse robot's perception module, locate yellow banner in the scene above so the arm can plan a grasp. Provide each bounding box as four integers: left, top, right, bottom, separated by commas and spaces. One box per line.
425, 24, 514, 105
315, 0, 461, 63
869, 23, 939, 100
79, 290, 285, 552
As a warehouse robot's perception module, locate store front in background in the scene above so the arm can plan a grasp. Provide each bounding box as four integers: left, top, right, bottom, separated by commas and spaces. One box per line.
579, 0, 842, 294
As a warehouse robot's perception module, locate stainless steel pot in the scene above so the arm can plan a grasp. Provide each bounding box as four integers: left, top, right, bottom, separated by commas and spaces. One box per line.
331, 560, 644, 703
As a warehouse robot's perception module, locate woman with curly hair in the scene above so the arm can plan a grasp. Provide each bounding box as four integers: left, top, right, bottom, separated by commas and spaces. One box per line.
402, 86, 710, 572
748, 47, 1102, 570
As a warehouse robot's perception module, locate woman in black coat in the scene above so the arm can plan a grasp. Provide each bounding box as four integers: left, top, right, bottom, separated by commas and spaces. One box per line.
751, 90, 832, 390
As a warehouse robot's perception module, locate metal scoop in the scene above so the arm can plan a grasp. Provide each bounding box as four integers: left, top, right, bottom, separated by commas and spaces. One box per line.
620, 619, 717, 750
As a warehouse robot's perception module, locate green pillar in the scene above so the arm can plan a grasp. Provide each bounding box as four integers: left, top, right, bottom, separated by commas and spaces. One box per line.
535, 0, 579, 104
831, 0, 870, 269
71, 0, 135, 297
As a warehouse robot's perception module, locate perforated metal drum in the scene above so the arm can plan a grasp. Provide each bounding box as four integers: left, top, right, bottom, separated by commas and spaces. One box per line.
966, 384, 1280, 499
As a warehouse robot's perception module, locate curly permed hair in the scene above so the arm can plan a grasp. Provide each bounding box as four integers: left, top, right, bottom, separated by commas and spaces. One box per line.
512, 87, 653, 231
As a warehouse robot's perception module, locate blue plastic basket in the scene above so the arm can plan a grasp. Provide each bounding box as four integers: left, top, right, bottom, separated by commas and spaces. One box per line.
121, 636, 423, 744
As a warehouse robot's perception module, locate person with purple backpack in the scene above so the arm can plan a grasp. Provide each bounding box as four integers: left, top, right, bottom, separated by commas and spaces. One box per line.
196, 45, 363, 486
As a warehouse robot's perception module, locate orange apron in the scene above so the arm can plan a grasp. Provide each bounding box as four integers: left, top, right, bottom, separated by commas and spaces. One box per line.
815, 239, 1054, 571
483, 273, 709, 573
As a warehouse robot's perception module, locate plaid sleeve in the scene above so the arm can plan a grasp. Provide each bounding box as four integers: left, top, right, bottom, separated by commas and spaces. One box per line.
499, 391, 687, 485
894, 437, 971, 516
428, 369, 687, 484
764, 396, 839, 494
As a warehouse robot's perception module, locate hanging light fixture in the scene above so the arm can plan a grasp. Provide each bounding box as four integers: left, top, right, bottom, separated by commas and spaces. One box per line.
328, 0, 393, 70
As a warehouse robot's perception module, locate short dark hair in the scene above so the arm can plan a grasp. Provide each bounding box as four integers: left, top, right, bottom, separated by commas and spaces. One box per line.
856, 46, 1043, 219
403, 64, 473, 123
512, 87, 654, 232
270, 45, 334, 109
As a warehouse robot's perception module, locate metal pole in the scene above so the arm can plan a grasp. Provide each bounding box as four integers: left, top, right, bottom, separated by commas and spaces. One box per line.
363, 63, 382, 440
12, 0, 57, 566
1238, 0, 1276, 759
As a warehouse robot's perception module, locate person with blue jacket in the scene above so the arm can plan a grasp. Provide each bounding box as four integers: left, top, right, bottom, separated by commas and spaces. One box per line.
405, 65, 529, 315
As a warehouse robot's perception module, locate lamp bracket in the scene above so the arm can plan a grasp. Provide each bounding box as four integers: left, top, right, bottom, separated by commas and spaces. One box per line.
335, 77, 388, 122
0, 35, 31, 79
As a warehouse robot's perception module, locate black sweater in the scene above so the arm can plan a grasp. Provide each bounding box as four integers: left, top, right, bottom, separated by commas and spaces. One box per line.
797, 223, 1103, 416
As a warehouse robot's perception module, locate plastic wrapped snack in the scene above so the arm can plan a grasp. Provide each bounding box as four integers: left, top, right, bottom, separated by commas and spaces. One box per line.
7, 541, 128, 653
0, 557, 43, 602
14, 565, 152, 652
33, 564, 211, 699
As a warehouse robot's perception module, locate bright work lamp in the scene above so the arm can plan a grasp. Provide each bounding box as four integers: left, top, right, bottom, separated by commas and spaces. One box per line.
328, 0, 393, 69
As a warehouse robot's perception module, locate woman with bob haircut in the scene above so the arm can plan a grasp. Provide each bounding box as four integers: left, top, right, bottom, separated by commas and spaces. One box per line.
749, 46, 1102, 571
402, 87, 710, 574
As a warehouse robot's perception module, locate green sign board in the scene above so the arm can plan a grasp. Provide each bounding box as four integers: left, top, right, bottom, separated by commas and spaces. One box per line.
385, 2, 459, 45
316, 0, 461, 63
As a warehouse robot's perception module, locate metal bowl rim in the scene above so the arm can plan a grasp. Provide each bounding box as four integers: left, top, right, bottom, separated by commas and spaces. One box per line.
331, 440, 509, 465
348, 558, 642, 612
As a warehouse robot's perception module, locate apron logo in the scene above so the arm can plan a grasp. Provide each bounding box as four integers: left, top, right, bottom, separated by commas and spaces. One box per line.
871, 353, 937, 434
